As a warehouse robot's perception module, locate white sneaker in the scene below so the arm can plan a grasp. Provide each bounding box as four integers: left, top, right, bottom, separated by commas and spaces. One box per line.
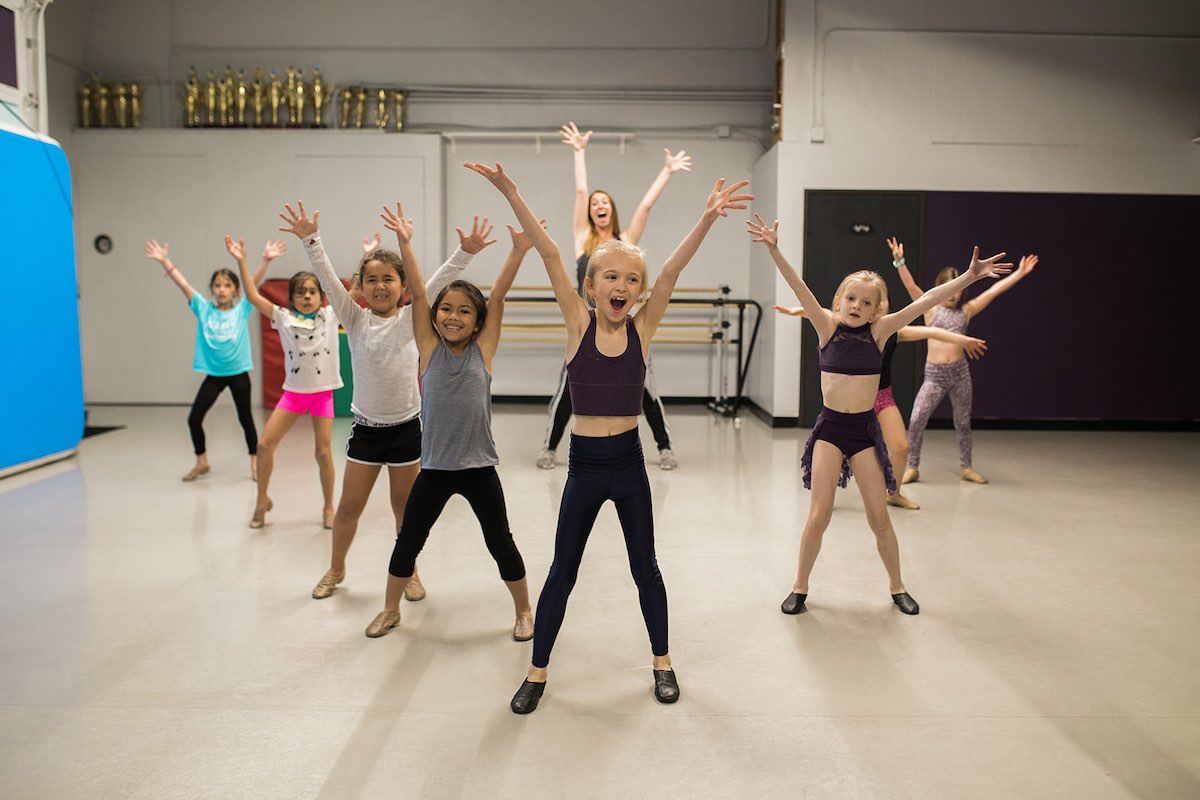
536, 448, 557, 469
658, 448, 678, 470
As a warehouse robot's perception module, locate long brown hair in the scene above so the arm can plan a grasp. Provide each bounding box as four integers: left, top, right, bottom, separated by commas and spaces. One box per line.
582, 190, 622, 257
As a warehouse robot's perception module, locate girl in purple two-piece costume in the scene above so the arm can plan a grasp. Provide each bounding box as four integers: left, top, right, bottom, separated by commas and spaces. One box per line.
746, 215, 1012, 618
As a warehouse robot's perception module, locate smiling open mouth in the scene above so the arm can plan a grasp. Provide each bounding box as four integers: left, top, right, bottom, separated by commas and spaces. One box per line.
611, 298, 627, 311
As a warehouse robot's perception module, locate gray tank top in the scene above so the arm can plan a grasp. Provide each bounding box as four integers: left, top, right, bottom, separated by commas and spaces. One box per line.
419, 339, 499, 470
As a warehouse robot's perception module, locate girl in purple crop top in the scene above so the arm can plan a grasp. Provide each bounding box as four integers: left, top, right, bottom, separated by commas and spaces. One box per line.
893, 237, 1040, 487
748, 215, 1012, 618
468, 160, 752, 715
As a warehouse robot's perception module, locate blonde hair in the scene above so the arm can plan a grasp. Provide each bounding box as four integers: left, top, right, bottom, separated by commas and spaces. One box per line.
583, 239, 647, 308
832, 270, 888, 313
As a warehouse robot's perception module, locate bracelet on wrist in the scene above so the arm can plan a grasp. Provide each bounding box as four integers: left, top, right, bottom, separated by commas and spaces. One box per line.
892, 257, 905, 269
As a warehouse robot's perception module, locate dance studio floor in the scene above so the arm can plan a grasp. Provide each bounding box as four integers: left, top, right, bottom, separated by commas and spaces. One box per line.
1, 403, 1197, 799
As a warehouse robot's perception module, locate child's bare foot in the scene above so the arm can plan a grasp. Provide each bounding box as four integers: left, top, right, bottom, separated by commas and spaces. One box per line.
182, 459, 210, 482
960, 468, 988, 484
249, 498, 274, 529
322, 507, 335, 530
901, 467, 918, 485
887, 492, 920, 510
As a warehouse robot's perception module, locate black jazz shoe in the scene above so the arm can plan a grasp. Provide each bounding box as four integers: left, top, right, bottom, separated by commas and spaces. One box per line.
780, 592, 808, 615
892, 592, 920, 615
653, 669, 680, 704
510, 679, 546, 714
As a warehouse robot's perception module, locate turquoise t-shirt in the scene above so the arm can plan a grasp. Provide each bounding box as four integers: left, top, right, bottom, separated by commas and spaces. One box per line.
189, 294, 254, 376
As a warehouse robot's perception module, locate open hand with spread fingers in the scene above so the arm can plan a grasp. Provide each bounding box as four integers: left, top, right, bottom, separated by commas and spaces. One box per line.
262, 239, 287, 261
705, 179, 753, 219
278, 202, 319, 239
144, 239, 169, 264
1017, 254, 1039, 276
887, 236, 904, 263
463, 161, 518, 196
362, 232, 380, 254
224, 236, 246, 261
966, 247, 1012, 281
664, 149, 692, 174
456, 216, 497, 255
746, 214, 779, 248
560, 121, 592, 151
380, 203, 415, 245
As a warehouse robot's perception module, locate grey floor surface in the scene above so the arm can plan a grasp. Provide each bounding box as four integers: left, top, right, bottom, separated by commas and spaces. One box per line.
1, 403, 1198, 799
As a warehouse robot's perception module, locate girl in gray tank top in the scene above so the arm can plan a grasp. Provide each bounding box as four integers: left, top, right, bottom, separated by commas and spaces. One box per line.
362, 209, 537, 644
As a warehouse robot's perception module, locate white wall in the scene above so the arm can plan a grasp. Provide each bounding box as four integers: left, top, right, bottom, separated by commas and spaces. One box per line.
745, 0, 1200, 419
46, 0, 776, 403
73, 130, 443, 403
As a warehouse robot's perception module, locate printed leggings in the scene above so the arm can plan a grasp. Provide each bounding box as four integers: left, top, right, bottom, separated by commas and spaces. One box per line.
388, 466, 526, 582
543, 360, 671, 452
188, 372, 258, 456
531, 429, 668, 668
906, 359, 973, 469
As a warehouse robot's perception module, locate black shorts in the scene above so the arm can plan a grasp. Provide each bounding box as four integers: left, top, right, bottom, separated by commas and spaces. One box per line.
345, 417, 422, 467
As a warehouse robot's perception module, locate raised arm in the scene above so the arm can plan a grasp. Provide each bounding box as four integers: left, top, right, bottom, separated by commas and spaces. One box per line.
635, 178, 752, 345
624, 148, 693, 245
477, 222, 538, 363
464, 161, 589, 337
746, 215, 836, 344
381, 203, 439, 359
888, 236, 924, 306
963, 254, 1038, 319
253, 239, 286, 286
772, 304, 807, 317
144, 239, 195, 301
226, 236, 274, 316
278, 202, 359, 323
560, 121, 592, 257
897, 325, 988, 359
875, 247, 1012, 338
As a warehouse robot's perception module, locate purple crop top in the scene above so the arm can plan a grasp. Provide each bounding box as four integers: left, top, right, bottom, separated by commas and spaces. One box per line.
818, 323, 882, 375
567, 311, 646, 416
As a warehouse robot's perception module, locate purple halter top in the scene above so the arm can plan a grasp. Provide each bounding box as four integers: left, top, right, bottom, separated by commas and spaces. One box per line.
567, 311, 646, 416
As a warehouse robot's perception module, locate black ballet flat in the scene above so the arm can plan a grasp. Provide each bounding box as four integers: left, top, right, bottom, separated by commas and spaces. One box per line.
510, 679, 546, 715
780, 592, 808, 615
892, 592, 920, 615
653, 669, 680, 704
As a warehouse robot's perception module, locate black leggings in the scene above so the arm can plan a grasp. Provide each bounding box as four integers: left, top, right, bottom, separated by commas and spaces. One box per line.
544, 364, 671, 452
388, 466, 526, 582
188, 372, 258, 456
531, 428, 667, 668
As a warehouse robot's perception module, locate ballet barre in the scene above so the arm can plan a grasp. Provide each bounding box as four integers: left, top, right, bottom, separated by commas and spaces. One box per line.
499, 290, 761, 420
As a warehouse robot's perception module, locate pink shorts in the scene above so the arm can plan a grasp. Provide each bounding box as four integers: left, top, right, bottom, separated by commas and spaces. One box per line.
275, 389, 335, 418
874, 386, 897, 414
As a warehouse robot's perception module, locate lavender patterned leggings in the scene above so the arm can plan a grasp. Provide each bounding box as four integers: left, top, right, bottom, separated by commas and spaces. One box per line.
907, 359, 973, 469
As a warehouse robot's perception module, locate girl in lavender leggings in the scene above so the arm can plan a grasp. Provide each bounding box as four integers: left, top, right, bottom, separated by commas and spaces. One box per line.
897, 248, 1040, 485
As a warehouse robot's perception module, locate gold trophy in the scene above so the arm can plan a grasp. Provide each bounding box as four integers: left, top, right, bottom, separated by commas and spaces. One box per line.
94, 79, 109, 128
205, 70, 217, 126
79, 84, 92, 128
285, 66, 297, 126
354, 86, 367, 128
293, 67, 306, 127
269, 69, 282, 127
339, 87, 352, 129
114, 83, 128, 128
236, 69, 247, 126
392, 90, 406, 132
251, 67, 264, 127
222, 66, 234, 127
310, 65, 327, 128
376, 89, 388, 129
185, 67, 200, 127
130, 83, 142, 129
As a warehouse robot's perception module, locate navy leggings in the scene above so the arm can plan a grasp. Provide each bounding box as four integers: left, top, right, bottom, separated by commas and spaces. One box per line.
531, 428, 668, 668
188, 372, 257, 456
388, 466, 526, 582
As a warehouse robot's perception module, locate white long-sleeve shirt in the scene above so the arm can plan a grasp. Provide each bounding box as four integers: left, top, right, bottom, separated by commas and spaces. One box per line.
303, 233, 471, 425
